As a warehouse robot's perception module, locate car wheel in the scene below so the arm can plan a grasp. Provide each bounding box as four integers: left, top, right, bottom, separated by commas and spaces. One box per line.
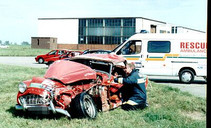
38, 58, 44, 64
70, 93, 97, 119
179, 69, 194, 83
47, 61, 54, 66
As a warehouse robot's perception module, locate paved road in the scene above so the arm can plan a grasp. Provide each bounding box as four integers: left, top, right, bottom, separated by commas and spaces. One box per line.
0, 56, 48, 68
0, 56, 206, 98
148, 76, 206, 98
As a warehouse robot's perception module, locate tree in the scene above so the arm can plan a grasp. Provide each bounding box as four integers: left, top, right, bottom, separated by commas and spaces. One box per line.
4, 41, 10, 45
21, 41, 30, 45
0, 40, 2, 45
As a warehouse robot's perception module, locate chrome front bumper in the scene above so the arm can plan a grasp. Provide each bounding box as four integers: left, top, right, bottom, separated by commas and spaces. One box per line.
15, 101, 71, 117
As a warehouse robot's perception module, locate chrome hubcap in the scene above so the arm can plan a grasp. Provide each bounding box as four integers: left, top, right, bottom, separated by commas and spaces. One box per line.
84, 95, 95, 118
181, 72, 192, 82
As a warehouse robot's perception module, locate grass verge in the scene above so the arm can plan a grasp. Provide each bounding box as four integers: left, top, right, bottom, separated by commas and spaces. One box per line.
0, 45, 50, 56
0, 64, 206, 128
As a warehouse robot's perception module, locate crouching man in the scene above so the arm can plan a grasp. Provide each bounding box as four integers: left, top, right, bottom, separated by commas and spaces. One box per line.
114, 62, 148, 111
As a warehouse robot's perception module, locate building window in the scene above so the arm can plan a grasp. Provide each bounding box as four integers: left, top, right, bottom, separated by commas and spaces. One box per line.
123, 27, 135, 36
172, 26, 177, 34
123, 18, 135, 27
123, 18, 136, 36
160, 30, 166, 33
88, 19, 103, 27
79, 19, 86, 37
79, 19, 86, 27
171, 27, 174, 33
87, 36, 103, 44
150, 25, 156, 33
105, 27, 121, 36
37, 39, 39, 45
79, 36, 86, 44
105, 19, 121, 26
105, 36, 121, 44
88, 28, 103, 36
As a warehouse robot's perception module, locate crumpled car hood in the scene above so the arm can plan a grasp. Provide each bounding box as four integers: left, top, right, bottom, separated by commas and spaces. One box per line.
44, 60, 96, 84
70, 54, 126, 68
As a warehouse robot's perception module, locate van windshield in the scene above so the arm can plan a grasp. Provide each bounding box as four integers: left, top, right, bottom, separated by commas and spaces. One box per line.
112, 42, 124, 53
115, 40, 142, 55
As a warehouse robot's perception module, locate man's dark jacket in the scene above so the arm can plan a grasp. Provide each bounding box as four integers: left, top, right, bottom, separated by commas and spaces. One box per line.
114, 69, 147, 105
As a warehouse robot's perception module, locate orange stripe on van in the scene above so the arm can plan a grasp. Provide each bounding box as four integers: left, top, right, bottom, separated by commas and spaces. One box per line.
145, 54, 180, 61
126, 58, 140, 60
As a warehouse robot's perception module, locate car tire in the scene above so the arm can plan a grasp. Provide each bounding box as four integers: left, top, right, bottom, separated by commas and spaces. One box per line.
179, 69, 194, 84
38, 58, 44, 64
70, 93, 97, 119
47, 61, 54, 66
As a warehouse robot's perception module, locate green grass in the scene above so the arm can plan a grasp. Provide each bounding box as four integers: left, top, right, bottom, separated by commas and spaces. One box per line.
0, 64, 206, 128
0, 45, 50, 56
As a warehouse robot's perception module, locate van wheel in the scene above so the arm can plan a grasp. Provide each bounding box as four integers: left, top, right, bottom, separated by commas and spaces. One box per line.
70, 93, 97, 119
179, 69, 194, 83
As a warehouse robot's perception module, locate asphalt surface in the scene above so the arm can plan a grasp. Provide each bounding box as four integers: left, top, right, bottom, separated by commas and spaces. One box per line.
148, 76, 206, 98
0, 56, 48, 68
0, 56, 206, 98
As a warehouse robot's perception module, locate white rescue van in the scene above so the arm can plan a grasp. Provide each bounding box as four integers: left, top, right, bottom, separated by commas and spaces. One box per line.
112, 33, 207, 83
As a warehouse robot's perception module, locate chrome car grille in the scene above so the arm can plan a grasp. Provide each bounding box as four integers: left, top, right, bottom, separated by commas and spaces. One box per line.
19, 94, 50, 105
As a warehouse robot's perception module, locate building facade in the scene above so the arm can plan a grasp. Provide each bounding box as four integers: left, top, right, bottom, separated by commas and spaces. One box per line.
37, 17, 205, 49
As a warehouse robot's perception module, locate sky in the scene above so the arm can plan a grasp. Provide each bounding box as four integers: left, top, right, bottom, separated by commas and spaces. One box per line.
0, 0, 207, 44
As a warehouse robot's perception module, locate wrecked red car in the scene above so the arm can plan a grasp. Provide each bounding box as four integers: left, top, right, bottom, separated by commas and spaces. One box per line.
16, 54, 148, 118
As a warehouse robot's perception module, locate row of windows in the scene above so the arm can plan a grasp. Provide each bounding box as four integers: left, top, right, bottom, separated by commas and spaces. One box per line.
79, 18, 136, 27
79, 27, 135, 36
79, 36, 131, 44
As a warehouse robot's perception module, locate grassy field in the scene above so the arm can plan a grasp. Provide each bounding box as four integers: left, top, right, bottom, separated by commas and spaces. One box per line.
0, 64, 206, 128
0, 45, 50, 56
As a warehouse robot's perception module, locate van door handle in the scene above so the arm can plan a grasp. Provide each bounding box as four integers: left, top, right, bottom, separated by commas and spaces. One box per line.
147, 55, 149, 58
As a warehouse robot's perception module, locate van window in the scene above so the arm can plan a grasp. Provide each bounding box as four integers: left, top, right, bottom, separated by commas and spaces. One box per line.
148, 41, 170, 53
117, 40, 142, 55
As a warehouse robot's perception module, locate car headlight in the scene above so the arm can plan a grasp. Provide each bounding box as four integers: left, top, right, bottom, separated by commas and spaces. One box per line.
19, 82, 27, 93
